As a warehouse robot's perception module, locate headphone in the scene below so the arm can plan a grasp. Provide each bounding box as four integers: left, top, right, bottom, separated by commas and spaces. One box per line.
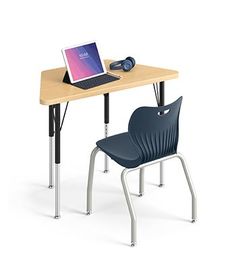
109, 57, 136, 72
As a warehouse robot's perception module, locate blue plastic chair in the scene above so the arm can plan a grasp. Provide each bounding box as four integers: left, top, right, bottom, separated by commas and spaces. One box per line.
86, 97, 196, 246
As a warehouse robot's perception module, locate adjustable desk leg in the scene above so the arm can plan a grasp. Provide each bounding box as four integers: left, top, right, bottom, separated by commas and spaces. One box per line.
159, 81, 165, 187
49, 106, 54, 188
104, 93, 109, 173
54, 104, 61, 219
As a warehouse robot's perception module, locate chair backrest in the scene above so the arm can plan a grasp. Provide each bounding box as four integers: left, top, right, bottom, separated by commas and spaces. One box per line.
128, 97, 183, 164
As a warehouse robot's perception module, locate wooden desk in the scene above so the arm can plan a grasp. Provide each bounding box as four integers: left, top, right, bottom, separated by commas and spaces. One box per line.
40, 60, 178, 105
40, 60, 178, 218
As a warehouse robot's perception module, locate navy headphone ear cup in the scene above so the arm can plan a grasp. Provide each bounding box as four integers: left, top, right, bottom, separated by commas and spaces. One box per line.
125, 57, 136, 67
109, 60, 123, 70
122, 59, 133, 71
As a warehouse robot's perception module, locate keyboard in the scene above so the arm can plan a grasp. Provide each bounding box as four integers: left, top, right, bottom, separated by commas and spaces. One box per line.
73, 73, 120, 90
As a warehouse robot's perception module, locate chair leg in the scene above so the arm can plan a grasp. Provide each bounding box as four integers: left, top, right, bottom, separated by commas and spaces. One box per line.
86, 147, 100, 215
139, 168, 144, 196
121, 169, 137, 246
177, 154, 197, 222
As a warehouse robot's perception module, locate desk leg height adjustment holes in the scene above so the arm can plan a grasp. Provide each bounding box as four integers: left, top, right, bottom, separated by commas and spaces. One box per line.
54, 163, 61, 219
153, 82, 165, 187
49, 105, 55, 189
54, 104, 61, 219
104, 123, 109, 173
104, 93, 109, 173
49, 136, 54, 189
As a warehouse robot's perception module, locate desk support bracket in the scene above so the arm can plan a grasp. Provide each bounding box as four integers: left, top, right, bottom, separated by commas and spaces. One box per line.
104, 93, 109, 173
60, 102, 69, 131
52, 102, 69, 132
153, 83, 160, 105
152, 82, 165, 187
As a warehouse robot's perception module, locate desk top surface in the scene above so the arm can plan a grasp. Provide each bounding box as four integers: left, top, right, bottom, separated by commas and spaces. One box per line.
40, 60, 178, 105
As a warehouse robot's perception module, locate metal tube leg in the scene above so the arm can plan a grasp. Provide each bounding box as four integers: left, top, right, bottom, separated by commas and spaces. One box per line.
104, 124, 109, 173
86, 147, 100, 215
177, 154, 197, 222
121, 170, 137, 247
159, 81, 165, 187
104, 93, 109, 173
153, 82, 165, 187
159, 162, 164, 187
49, 105, 54, 188
55, 164, 60, 218
54, 104, 61, 219
49, 137, 54, 188
139, 168, 144, 196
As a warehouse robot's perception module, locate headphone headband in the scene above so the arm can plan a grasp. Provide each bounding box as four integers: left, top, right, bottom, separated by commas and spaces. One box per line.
109, 60, 124, 70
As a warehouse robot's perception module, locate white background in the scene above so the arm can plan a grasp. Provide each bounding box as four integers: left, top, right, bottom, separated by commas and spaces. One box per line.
2, 0, 236, 272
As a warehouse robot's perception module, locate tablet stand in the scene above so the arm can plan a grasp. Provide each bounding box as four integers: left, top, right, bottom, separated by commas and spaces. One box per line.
62, 71, 72, 85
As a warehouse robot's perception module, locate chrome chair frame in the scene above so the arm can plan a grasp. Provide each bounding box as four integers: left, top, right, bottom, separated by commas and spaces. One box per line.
86, 147, 197, 247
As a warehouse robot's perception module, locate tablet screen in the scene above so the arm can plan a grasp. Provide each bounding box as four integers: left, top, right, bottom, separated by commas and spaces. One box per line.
63, 42, 105, 83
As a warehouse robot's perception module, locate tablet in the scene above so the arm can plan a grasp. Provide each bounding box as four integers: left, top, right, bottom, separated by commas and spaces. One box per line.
62, 41, 107, 83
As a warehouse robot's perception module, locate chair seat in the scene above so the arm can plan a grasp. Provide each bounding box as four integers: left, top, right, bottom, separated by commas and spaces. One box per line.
96, 133, 142, 168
